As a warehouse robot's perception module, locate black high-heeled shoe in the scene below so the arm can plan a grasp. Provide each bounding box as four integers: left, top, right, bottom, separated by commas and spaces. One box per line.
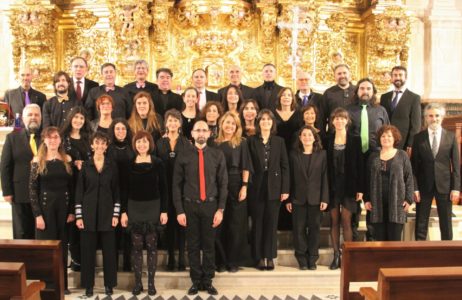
266, 259, 275, 271
256, 259, 266, 271
329, 252, 341, 270
132, 284, 143, 296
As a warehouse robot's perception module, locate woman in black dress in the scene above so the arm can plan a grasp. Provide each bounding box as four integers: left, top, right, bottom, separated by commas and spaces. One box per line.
29, 126, 74, 294
156, 109, 191, 271
128, 91, 163, 143
247, 109, 290, 271
214, 112, 252, 272
75, 132, 120, 297
90, 94, 113, 133
365, 125, 413, 241
108, 118, 135, 271
239, 99, 260, 138
286, 125, 328, 270
200, 101, 223, 139
60, 106, 93, 272
274, 87, 303, 230
324, 108, 364, 269
120, 130, 168, 296
181, 87, 200, 141
222, 84, 244, 115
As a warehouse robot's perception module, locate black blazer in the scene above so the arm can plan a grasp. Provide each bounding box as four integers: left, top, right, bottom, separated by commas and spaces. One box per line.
152, 89, 183, 118
247, 135, 290, 200
123, 81, 159, 104
42, 94, 81, 128
0, 129, 41, 203
411, 128, 461, 195
252, 82, 284, 112
380, 89, 421, 149
75, 158, 120, 232
69, 77, 99, 107
218, 84, 254, 101
205, 90, 220, 102
295, 90, 322, 109
324, 133, 365, 198
289, 150, 329, 206
3, 87, 46, 118
85, 85, 132, 120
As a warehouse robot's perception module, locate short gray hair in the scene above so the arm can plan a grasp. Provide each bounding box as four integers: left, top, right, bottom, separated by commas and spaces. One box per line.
23, 103, 41, 116
134, 59, 149, 70
334, 63, 350, 72
424, 103, 446, 118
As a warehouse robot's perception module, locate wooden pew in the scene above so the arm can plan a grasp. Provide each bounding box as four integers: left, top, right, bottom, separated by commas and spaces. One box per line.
0, 262, 45, 300
359, 266, 462, 300
341, 241, 462, 300
0, 240, 64, 300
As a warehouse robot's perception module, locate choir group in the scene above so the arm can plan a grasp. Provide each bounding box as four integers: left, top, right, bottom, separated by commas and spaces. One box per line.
0, 58, 459, 297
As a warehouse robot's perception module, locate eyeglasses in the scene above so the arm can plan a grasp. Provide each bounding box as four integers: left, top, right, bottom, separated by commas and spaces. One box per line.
193, 129, 209, 133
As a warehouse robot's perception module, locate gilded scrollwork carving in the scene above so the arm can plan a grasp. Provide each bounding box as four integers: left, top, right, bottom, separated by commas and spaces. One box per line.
366, 5, 410, 91
9, 0, 58, 91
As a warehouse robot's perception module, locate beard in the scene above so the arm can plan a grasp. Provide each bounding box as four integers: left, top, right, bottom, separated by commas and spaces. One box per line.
393, 79, 405, 88
27, 121, 40, 132
195, 137, 207, 145
359, 95, 371, 105
428, 122, 440, 131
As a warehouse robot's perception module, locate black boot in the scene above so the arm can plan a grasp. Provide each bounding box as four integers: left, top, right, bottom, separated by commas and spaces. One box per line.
329, 251, 341, 270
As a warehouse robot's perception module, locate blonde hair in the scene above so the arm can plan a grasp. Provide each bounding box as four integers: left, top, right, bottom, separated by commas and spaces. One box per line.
215, 112, 243, 148
35, 127, 72, 176
128, 91, 161, 134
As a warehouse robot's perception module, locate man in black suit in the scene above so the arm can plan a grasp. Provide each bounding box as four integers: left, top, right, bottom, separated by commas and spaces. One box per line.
69, 56, 99, 107
3, 65, 46, 122
85, 63, 132, 120
321, 64, 356, 134
295, 71, 322, 128
192, 68, 219, 110
43, 71, 81, 128
380, 66, 421, 154
1, 104, 42, 239
152, 68, 183, 118
252, 63, 284, 112
217, 65, 254, 101
123, 59, 159, 104
412, 103, 460, 241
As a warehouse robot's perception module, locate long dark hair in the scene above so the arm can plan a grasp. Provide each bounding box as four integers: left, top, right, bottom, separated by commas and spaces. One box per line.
60, 106, 92, 141
108, 118, 133, 144
222, 84, 244, 112
296, 125, 323, 152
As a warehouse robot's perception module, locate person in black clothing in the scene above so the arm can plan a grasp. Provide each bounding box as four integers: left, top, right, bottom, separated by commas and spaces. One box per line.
120, 131, 168, 296
181, 87, 200, 141
214, 112, 252, 273
69, 56, 99, 106
274, 87, 303, 230
240, 99, 260, 138
128, 91, 163, 143
156, 109, 191, 271
90, 94, 114, 133
123, 59, 159, 104
320, 64, 356, 134
60, 106, 93, 272
29, 127, 74, 294
43, 71, 81, 128
200, 101, 223, 140
75, 132, 120, 297
324, 108, 364, 270
1, 104, 42, 239
108, 119, 135, 272
252, 64, 284, 112
286, 125, 328, 270
222, 84, 244, 115
247, 109, 290, 271
152, 68, 183, 117
85, 63, 132, 120
173, 120, 228, 296
217, 65, 254, 101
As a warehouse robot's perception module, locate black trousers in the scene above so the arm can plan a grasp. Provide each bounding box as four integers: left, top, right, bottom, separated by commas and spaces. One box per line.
415, 191, 452, 240
35, 196, 69, 289
292, 203, 321, 266
184, 200, 217, 285
80, 231, 117, 289
11, 202, 35, 239
68, 221, 80, 266
372, 222, 403, 241
166, 198, 185, 266
250, 174, 280, 260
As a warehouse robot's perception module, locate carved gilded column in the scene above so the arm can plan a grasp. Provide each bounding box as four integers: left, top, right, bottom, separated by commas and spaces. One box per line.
257, 0, 278, 62
106, 0, 153, 83
9, 0, 59, 92
364, 5, 410, 92
152, 0, 173, 68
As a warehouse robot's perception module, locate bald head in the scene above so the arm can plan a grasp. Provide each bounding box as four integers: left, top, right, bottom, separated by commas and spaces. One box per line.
192, 120, 210, 146
228, 65, 242, 85
296, 71, 312, 93
19, 65, 33, 90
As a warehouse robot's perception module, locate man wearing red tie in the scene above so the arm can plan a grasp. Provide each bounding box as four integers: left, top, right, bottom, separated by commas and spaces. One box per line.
173, 120, 228, 296
85, 63, 132, 120
69, 56, 99, 107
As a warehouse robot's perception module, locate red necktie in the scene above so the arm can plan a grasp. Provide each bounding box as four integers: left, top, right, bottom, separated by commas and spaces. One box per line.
198, 149, 206, 201
76, 81, 82, 101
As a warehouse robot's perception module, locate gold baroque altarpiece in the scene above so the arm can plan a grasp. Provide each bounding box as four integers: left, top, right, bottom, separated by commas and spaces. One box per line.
7, 0, 411, 94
